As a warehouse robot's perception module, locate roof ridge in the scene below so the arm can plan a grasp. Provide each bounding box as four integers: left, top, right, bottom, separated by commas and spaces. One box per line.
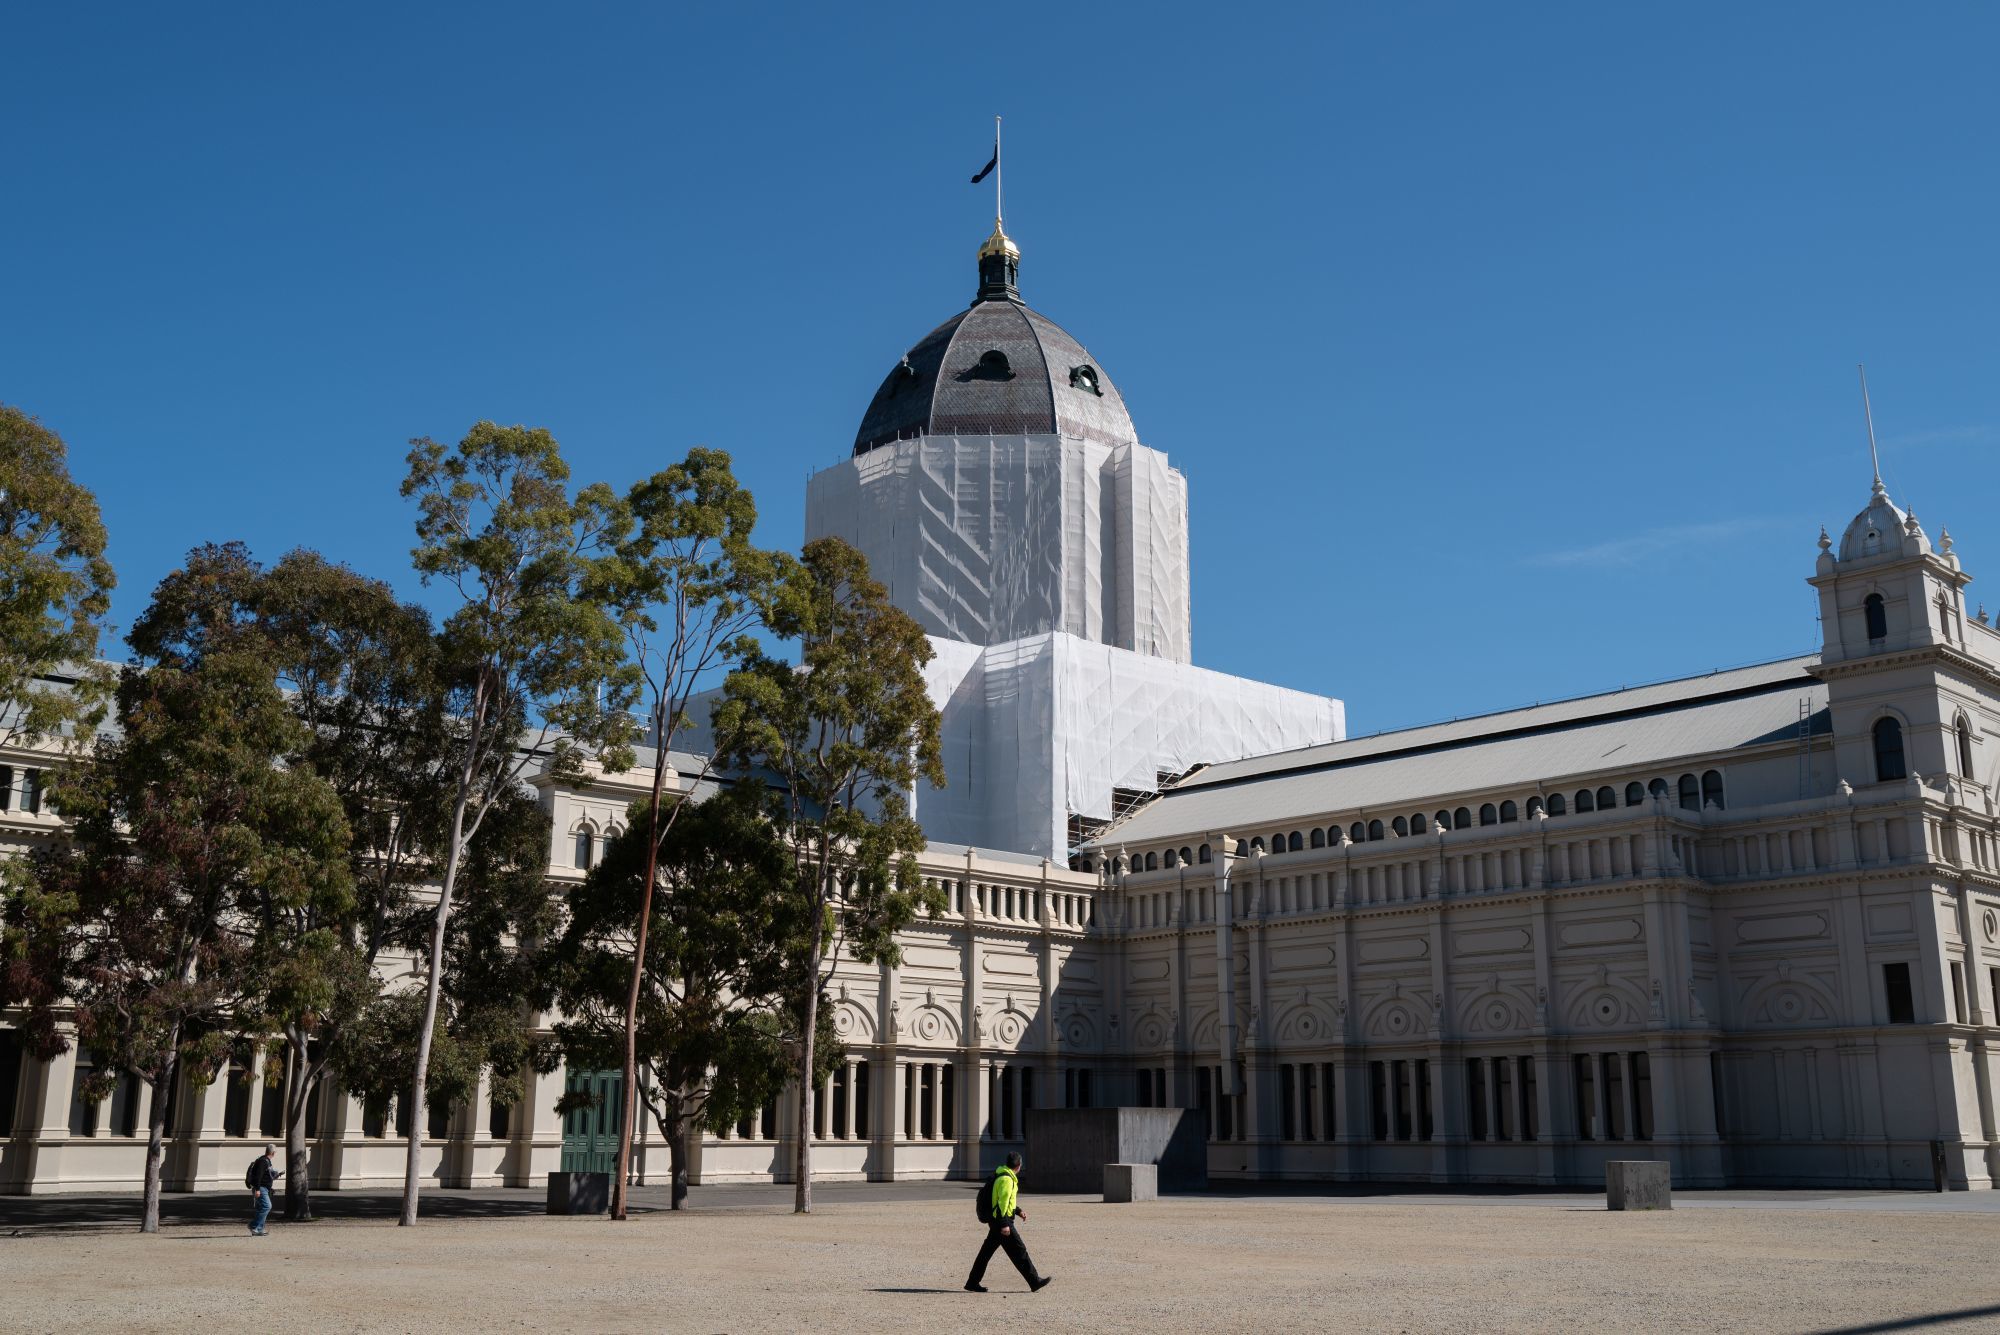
1013, 300, 1059, 435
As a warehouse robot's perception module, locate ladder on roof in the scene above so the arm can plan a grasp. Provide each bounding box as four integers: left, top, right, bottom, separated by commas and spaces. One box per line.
1797, 697, 1813, 800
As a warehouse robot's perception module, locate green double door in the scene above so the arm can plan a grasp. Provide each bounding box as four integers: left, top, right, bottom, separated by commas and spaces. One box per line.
560, 1069, 623, 1174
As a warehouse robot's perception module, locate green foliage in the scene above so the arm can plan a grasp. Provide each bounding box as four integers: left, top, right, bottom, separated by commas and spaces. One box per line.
1, 560, 351, 1230
542, 786, 823, 1201
396, 421, 642, 1223
712, 537, 945, 1210
0, 405, 115, 752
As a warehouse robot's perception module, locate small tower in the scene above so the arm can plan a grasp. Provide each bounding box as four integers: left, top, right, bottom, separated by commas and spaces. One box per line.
1809, 476, 1983, 791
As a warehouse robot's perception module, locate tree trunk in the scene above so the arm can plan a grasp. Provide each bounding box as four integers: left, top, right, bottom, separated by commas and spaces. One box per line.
666, 1114, 690, 1211
282, 1036, 314, 1222
612, 717, 672, 1221
140, 1059, 173, 1234
793, 889, 825, 1215
403, 777, 473, 1227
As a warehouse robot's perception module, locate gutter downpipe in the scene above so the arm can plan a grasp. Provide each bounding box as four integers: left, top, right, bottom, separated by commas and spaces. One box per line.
1213, 833, 1240, 1096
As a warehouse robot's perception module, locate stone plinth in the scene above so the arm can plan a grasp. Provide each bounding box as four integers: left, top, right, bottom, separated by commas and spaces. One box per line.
547, 1170, 610, 1214
1024, 1108, 1206, 1194
1103, 1163, 1157, 1202
1606, 1160, 1671, 1210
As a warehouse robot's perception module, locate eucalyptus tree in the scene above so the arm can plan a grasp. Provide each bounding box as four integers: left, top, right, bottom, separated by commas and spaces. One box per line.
714, 537, 946, 1215
544, 784, 825, 1209
0, 404, 115, 752
396, 421, 641, 1225
131, 543, 452, 1220
591, 447, 787, 1219
4, 555, 350, 1233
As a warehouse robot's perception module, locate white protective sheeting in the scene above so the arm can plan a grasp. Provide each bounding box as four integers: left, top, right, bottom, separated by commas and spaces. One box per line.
913, 631, 1343, 858
806, 435, 1191, 663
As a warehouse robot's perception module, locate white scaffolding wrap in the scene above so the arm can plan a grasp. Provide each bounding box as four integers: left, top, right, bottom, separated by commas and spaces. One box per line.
913, 632, 1344, 859
806, 435, 1192, 663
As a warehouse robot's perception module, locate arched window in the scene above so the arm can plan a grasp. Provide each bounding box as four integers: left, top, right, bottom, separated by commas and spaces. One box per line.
1677, 774, 1699, 809
1499, 800, 1518, 823
1453, 807, 1471, 830
1251, 837, 1266, 852
574, 828, 594, 869
1081, 859, 1094, 873
1145, 852, 1158, 871
1198, 844, 1211, 864
1367, 819, 1384, 841
1327, 826, 1344, 846
1392, 816, 1409, 837
1113, 856, 1126, 874
1525, 797, 1543, 819
1864, 592, 1888, 641
1873, 716, 1907, 782
1434, 811, 1451, 832
1575, 789, 1595, 813
1287, 831, 1303, 852
1595, 786, 1616, 810
1701, 769, 1725, 809
1350, 822, 1366, 844
1624, 782, 1644, 807
1163, 849, 1177, 869
1181, 847, 1194, 866
1958, 716, 1976, 780
1547, 792, 1567, 816
1310, 827, 1325, 849
1411, 812, 1429, 835
1271, 831, 1287, 851
1478, 803, 1497, 827
1649, 777, 1670, 799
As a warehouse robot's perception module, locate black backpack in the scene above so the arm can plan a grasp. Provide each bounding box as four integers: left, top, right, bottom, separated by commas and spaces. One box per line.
245, 1158, 261, 1189
975, 1172, 997, 1224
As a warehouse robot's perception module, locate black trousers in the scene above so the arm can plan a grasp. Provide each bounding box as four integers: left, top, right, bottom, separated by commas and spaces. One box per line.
968, 1218, 1041, 1286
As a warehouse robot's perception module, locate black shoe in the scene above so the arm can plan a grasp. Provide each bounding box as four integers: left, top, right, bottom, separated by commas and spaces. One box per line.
1030, 1277, 1053, 1292
964, 1281, 987, 1293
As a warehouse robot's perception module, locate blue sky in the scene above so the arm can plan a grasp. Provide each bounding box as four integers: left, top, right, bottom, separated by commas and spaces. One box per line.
3, 4, 1996, 736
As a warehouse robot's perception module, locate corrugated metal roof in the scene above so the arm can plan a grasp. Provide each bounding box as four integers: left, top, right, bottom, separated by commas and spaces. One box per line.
1091, 656, 1827, 846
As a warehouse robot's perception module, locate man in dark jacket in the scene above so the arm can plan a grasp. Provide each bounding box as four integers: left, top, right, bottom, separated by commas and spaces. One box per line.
247, 1144, 282, 1236
966, 1152, 1052, 1293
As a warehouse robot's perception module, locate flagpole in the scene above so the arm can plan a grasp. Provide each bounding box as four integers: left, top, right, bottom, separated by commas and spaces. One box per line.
995, 114, 1003, 226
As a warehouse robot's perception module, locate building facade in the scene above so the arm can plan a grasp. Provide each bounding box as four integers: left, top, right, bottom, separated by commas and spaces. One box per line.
3, 221, 1997, 1194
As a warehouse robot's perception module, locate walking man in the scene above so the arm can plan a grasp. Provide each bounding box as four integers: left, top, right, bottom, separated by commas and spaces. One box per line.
966, 1151, 1052, 1293
246, 1143, 282, 1236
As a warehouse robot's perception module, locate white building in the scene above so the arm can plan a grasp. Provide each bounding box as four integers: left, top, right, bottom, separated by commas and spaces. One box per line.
3, 225, 1998, 1195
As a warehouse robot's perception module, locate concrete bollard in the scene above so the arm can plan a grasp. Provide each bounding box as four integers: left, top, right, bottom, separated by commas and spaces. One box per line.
1605, 1160, 1671, 1210
1103, 1162, 1158, 1202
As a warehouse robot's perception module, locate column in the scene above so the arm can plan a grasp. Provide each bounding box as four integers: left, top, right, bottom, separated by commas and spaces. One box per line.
11, 1039, 78, 1193
169, 1061, 235, 1190
842, 1059, 858, 1141
1487, 1057, 1504, 1143
929, 1062, 944, 1141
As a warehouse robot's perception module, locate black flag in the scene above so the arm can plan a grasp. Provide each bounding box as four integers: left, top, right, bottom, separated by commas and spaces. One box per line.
970, 148, 997, 184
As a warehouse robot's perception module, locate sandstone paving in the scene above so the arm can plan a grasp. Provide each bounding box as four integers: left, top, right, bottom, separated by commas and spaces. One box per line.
3, 1194, 1997, 1333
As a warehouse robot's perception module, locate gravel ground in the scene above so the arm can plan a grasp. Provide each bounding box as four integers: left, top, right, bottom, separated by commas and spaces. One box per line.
5, 1194, 1998, 1333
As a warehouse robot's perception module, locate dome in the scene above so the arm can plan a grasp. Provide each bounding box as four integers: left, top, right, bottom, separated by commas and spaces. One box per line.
1837, 478, 1914, 562
853, 226, 1139, 456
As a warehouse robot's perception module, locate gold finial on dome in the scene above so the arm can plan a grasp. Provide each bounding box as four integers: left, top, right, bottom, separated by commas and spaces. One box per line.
978, 219, 1020, 261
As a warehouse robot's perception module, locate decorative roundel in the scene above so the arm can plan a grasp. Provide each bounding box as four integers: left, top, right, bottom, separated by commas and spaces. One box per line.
1136, 1017, 1167, 1049
1771, 989, 1807, 1023
1985, 909, 1998, 942
1383, 1007, 1412, 1037
1592, 995, 1620, 1025
995, 1012, 1026, 1046
832, 1007, 856, 1036
1483, 1000, 1513, 1030
914, 1009, 944, 1042
1295, 1013, 1317, 1039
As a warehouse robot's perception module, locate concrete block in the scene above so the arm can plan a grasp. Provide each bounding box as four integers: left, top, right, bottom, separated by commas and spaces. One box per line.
1024, 1108, 1208, 1193
1605, 1160, 1671, 1210
546, 1170, 610, 1214
1103, 1163, 1158, 1202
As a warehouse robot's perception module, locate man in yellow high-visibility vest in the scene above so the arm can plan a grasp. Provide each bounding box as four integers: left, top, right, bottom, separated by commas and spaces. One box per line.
966, 1152, 1052, 1293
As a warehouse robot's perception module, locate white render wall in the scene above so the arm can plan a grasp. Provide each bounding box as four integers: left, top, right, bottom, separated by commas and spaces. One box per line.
805, 434, 1192, 663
